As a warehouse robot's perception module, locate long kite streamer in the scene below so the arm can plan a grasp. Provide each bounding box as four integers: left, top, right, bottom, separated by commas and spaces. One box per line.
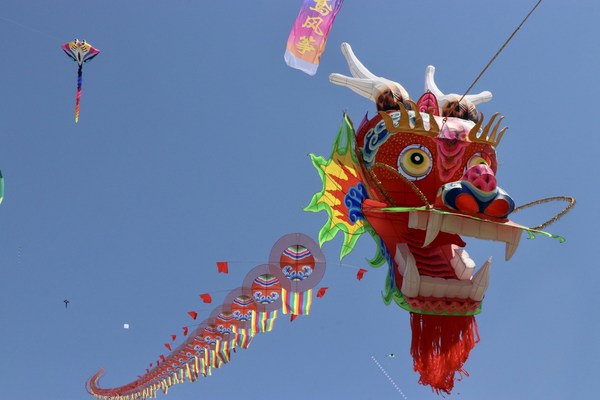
87, 233, 326, 399
284, 0, 344, 75
62, 39, 100, 123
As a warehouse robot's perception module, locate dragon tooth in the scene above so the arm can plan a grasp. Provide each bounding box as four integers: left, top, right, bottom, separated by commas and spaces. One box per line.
480, 221, 499, 241
451, 248, 476, 280
394, 243, 408, 275
469, 257, 492, 301
400, 251, 420, 298
422, 212, 443, 247
430, 277, 447, 297
418, 276, 472, 298
419, 277, 435, 297
408, 211, 428, 230
504, 229, 522, 261
444, 278, 469, 298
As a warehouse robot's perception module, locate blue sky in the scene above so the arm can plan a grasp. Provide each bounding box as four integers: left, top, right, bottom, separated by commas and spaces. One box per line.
0, 1, 597, 399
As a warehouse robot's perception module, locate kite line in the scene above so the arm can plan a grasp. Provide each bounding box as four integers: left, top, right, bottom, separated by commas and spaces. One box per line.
458, 0, 543, 104
371, 356, 409, 399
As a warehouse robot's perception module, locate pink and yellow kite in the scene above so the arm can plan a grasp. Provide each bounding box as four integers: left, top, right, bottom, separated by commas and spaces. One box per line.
62, 39, 100, 123
284, 0, 344, 75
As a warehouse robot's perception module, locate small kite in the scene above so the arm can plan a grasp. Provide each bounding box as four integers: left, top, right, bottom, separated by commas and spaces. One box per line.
64, 299, 69, 309
284, 0, 344, 75
61, 39, 100, 123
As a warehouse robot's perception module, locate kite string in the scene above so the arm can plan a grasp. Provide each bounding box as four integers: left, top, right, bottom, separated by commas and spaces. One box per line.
0, 14, 62, 41
457, 0, 543, 104
371, 356, 409, 399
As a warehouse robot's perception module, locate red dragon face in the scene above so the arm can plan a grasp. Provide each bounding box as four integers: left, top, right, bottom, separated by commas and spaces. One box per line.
355, 107, 516, 315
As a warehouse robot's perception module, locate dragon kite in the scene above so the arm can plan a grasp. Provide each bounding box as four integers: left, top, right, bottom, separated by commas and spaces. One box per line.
84, 41, 574, 399
305, 42, 575, 393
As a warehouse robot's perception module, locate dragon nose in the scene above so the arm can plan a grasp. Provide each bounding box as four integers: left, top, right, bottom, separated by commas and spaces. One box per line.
462, 164, 497, 192
436, 164, 515, 219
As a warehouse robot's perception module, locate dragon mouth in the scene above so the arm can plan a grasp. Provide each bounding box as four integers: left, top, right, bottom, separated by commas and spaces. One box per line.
408, 210, 523, 261
361, 200, 530, 314
397, 210, 523, 304
395, 242, 490, 302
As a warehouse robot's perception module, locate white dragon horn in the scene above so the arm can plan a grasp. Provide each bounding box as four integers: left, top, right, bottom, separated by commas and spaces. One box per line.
424, 65, 493, 106
329, 42, 410, 104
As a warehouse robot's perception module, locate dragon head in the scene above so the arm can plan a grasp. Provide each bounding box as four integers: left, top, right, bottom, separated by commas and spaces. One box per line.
356, 105, 515, 315
307, 42, 573, 393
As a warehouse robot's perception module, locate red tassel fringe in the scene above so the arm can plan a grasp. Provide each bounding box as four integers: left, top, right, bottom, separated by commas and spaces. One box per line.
410, 313, 480, 394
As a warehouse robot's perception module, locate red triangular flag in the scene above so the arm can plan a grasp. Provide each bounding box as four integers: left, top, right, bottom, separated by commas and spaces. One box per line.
164, 343, 172, 351
183, 326, 189, 336
199, 293, 212, 303
316, 287, 328, 298
216, 261, 229, 274
160, 355, 166, 362
188, 311, 198, 320
171, 334, 177, 342
290, 314, 298, 322
357, 268, 367, 280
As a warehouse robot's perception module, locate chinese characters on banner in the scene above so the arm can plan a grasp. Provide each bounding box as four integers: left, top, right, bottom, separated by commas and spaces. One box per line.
284, 0, 344, 75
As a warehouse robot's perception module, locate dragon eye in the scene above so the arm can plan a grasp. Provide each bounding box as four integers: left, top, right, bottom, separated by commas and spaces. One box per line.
466, 153, 491, 169
397, 144, 432, 181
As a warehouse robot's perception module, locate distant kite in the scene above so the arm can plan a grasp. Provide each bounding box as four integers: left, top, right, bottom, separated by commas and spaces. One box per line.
284, 0, 344, 75
64, 299, 70, 309
61, 39, 100, 123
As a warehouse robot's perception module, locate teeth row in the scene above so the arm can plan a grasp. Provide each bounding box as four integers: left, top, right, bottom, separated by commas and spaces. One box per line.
408, 211, 522, 261
395, 244, 492, 301
449, 247, 476, 280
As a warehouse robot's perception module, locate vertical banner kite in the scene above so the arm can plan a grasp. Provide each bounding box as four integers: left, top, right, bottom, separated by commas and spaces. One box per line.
284, 0, 344, 75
